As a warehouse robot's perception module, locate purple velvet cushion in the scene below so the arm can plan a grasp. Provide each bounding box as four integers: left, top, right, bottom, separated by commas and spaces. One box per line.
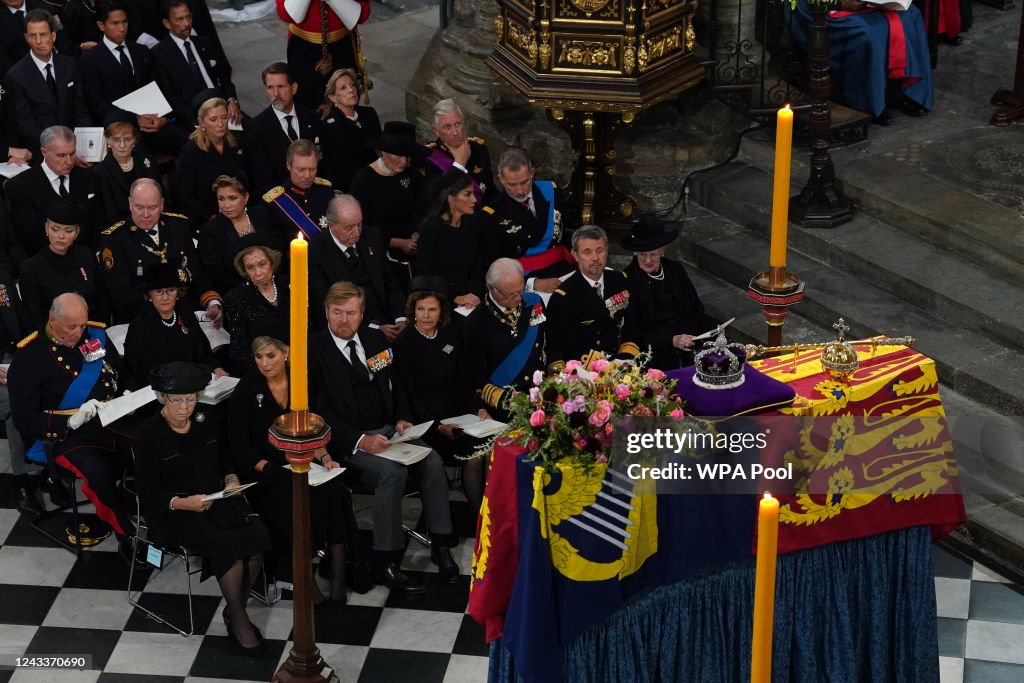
667, 365, 796, 417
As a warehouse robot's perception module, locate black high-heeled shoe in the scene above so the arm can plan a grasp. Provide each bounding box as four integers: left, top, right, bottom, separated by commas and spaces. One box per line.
223, 612, 267, 657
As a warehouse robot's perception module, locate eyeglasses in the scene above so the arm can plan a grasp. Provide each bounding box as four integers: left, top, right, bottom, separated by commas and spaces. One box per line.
150, 288, 178, 298
167, 396, 198, 407
491, 285, 525, 300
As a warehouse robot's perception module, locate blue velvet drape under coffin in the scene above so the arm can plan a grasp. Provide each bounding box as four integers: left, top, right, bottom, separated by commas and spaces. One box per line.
488, 525, 939, 683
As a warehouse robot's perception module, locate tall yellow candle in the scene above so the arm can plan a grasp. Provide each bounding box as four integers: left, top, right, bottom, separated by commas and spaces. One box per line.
769, 105, 794, 271
289, 233, 308, 411
751, 492, 780, 683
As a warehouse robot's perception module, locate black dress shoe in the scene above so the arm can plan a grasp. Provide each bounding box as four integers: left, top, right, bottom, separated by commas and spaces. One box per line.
14, 486, 43, 517
872, 111, 894, 126
902, 100, 928, 117
118, 537, 151, 570
431, 544, 459, 584
373, 563, 425, 594
44, 476, 72, 508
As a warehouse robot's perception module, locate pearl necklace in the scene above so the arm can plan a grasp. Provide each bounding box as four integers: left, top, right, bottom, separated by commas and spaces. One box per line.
375, 157, 396, 176
118, 157, 135, 173
160, 310, 178, 327
259, 279, 278, 305
414, 323, 437, 340
234, 210, 254, 237
646, 266, 666, 281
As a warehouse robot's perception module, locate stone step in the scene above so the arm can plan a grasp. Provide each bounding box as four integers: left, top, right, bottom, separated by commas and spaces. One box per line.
614, 247, 1024, 581
738, 130, 1024, 284
688, 160, 1024, 355
660, 199, 1024, 415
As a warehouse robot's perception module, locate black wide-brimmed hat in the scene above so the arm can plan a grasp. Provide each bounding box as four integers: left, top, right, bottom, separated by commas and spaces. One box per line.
235, 232, 279, 257
408, 275, 449, 296
370, 121, 429, 159
251, 318, 289, 346
150, 361, 211, 394
47, 201, 83, 226
141, 262, 183, 291
102, 106, 138, 130
620, 217, 679, 252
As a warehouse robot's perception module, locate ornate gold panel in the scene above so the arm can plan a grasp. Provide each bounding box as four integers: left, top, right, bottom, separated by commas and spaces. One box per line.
555, 0, 624, 24
507, 19, 539, 66
637, 21, 685, 72
554, 36, 622, 74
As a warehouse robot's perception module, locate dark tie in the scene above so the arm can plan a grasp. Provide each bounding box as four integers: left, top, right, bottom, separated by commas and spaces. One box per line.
58, 175, 69, 199
284, 114, 298, 142
116, 44, 134, 79
344, 247, 358, 265
15, 9, 23, 23
346, 340, 369, 381
594, 282, 603, 299
44, 63, 57, 101
183, 40, 204, 90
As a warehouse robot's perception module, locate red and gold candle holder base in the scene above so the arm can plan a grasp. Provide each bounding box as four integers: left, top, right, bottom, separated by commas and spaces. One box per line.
747, 270, 805, 348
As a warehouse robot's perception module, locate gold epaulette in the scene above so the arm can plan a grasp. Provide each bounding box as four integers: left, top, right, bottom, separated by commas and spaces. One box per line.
198, 290, 221, 308
87, 321, 107, 329
553, 289, 566, 296
617, 342, 641, 357
469, 136, 485, 144
162, 211, 188, 220
263, 186, 285, 203
314, 177, 332, 187
101, 220, 125, 236
16, 331, 38, 349
482, 206, 495, 215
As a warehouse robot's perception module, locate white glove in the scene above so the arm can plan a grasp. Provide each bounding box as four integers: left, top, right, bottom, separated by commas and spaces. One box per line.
68, 399, 104, 430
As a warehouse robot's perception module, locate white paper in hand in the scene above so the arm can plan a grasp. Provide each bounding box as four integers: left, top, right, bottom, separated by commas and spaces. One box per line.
388, 420, 433, 444
376, 442, 432, 466
112, 81, 173, 117
98, 386, 157, 426
202, 482, 257, 501
194, 311, 230, 350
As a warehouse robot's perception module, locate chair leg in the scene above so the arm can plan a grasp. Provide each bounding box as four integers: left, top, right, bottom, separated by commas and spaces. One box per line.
403, 525, 432, 548
126, 539, 197, 637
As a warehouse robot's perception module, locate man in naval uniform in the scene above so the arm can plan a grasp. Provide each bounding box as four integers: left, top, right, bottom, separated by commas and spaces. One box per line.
98, 178, 223, 324
463, 258, 560, 421
546, 225, 640, 365
477, 147, 578, 299
263, 138, 335, 240
8, 292, 143, 563
421, 99, 495, 208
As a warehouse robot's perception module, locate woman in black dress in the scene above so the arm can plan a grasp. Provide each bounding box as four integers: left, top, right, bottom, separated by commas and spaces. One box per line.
349, 121, 428, 286
18, 202, 107, 326
136, 362, 271, 655
318, 69, 381, 191
415, 170, 484, 311
93, 113, 162, 228
123, 263, 226, 383
228, 322, 356, 606
176, 93, 248, 225
223, 235, 289, 374
392, 277, 488, 516
197, 175, 282, 294
622, 219, 717, 371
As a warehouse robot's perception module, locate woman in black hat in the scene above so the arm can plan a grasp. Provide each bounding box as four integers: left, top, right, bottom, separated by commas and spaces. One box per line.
91, 110, 163, 229
18, 202, 108, 327
414, 170, 484, 311
136, 361, 271, 656
176, 92, 249, 225
349, 121, 429, 286
622, 218, 717, 370
227, 320, 357, 606
197, 175, 283, 294
392, 276, 488, 522
223, 235, 290, 374
318, 69, 382, 191
123, 263, 226, 383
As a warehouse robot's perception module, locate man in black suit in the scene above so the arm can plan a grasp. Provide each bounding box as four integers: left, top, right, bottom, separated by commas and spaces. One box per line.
245, 61, 324, 196
309, 194, 406, 338
79, 0, 188, 153
310, 281, 457, 591
5, 126, 97, 264
151, 0, 238, 129
0, 0, 33, 75
6, 9, 91, 153
546, 225, 641, 364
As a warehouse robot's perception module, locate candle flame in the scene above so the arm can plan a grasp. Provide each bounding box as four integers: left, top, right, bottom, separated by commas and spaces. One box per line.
296, 232, 304, 241
783, 104, 791, 112
763, 491, 773, 500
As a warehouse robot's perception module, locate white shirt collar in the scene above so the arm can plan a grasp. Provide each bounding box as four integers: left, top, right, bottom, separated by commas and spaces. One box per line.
169, 33, 191, 50
8, 2, 25, 13
329, 231, 355, 254
103, 36, 126, 54
581, 272, 605, 291
273, 105, 296, 121
330, 329, 360, 352
30, 52, 53, 73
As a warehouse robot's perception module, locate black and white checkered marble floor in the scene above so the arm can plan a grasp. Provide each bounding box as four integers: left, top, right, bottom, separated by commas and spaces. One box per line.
2, 474, 1024, 683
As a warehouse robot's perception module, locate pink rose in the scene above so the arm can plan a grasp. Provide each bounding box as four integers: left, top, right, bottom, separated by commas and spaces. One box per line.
533, 370, 544, 386
646, 368, 666, 381
529, 387, 540, 402
591, 359, 611, 373
562, 400, 577, 415
596, 399, 613, 412
589, 406, 611, 427
604, 422, 613, 435
615, 384, 631, 399
565, 360, 584, 373
529, 409, 546, 427
670, 408, 685, 420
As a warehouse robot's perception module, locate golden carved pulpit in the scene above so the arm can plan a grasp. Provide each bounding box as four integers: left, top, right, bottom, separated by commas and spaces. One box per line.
487, 0, 705, 225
